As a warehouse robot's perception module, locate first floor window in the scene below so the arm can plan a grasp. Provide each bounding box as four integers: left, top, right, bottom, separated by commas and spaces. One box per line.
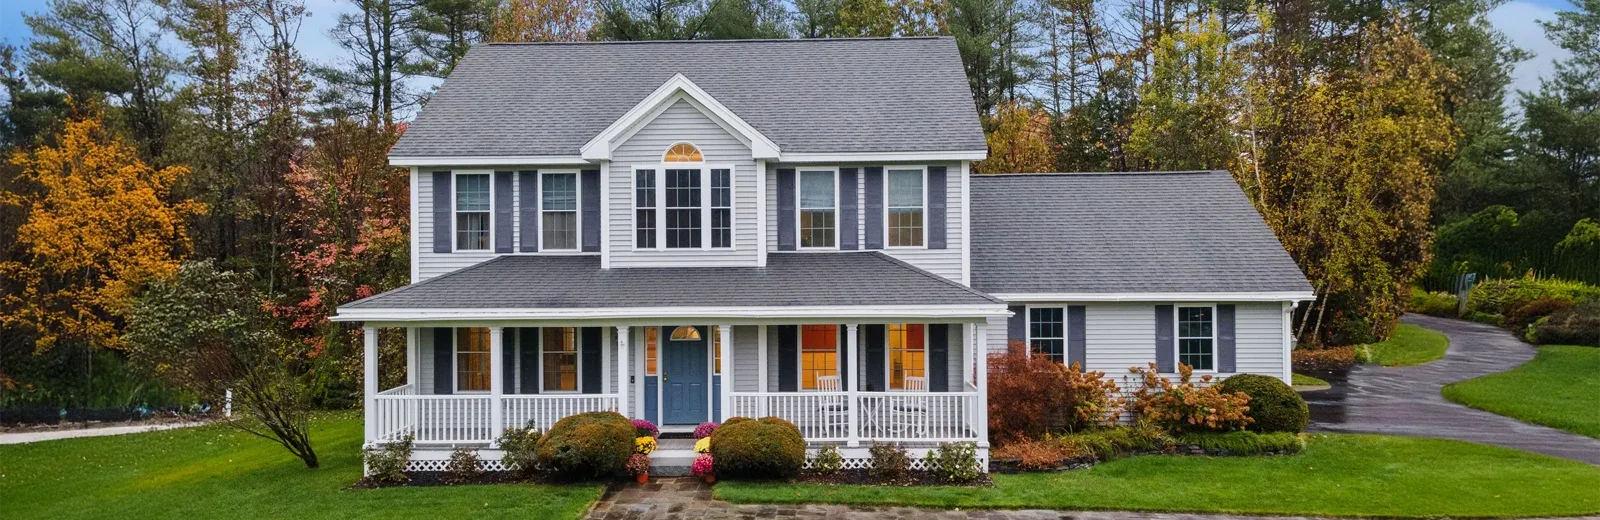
542, 327, 578, 391
635, 169, 657, 248
886, 168, 925, 247
712, 326, 723, 374
455, 173, 490, 250
800, 325, 838, 390
542, 173, 578, 250
1177, 306, 1215, 371
888, 324, 926, 390
1029, 307, 1065, 364
456, 327, 490, 392
798, 170, 835, 248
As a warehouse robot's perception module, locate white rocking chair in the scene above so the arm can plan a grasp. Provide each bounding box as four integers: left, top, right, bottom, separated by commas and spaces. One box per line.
814, 375, 849, 438
890, 376, 930, 436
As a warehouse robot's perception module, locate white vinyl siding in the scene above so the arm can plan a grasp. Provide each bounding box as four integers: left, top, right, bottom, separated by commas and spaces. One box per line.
607, 97, 760, 268
765, 161, 965, 282
733, 325, 761, 392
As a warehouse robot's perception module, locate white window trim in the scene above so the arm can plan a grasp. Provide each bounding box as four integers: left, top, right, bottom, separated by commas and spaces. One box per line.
883, 165, 929, 249
1174, 303, 1218, 374
452, 327, 490, 394
452, 171, 493, 252
796, 324, 841, 392
1024, 305, 1068, 365
885, 324, 930, 391
539, 170, 582, 253
539, 327, 583, 394
796, 167, 841, 250
631, 157, 736, 252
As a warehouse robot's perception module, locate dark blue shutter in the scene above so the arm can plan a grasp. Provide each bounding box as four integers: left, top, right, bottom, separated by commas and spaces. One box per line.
432, 172, 452, 253
927, 166, 948, 249
519, 327, 539, 394
839, 168, 859, 250
776, 169, 796, 251
518, 170, 538, 252
837, 325, 848, 391
502, 328, 516, 391
494, 171, 513, 253
581, 327, 601, 393
433, 328, 453, 394
1218, 304, 1238, 372
864, 324, 886, 391
863, 167, 884, 249
580, 170, 601, 252
777, 325, 798, 391
1155, 305, 1175, 373
929, 324, 949, 391
1068, 306, 1087, 369
1006, 305, 1025, 355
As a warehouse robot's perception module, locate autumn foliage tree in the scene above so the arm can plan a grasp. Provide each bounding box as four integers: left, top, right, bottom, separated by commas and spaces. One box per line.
975, 102, 1056, 174
0, 108, 202, 357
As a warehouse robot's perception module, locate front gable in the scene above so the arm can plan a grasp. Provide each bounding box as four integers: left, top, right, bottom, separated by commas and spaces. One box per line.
582, 74, 779, 161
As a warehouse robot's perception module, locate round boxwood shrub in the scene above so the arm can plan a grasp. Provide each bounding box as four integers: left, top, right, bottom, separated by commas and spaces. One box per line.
534, 411, 634, 479
710, 416, 805, 479
1217, 374, 1308, 433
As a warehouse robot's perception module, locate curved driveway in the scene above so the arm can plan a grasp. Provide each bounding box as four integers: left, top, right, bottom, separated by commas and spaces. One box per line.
1303, 313, 1600, 464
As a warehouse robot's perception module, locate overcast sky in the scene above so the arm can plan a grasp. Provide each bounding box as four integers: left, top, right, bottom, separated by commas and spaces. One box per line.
0, 0, 1579, 116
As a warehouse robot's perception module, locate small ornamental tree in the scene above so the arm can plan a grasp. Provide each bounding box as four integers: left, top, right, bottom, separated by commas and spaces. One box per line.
125, 261, 321, 467
988, 350, 1122, 444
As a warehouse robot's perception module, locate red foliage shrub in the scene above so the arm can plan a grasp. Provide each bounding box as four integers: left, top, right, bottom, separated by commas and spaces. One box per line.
1125, 364, 1253, 433
991, 438, 1080, 471
987, 348, 1122, 444
1291, 346, 1356, 372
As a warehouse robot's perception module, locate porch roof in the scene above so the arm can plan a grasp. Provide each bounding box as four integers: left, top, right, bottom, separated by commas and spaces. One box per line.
333, 252, 1005, 322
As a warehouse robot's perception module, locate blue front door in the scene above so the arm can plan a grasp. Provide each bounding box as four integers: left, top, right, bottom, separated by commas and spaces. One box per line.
662, 326, 709, 425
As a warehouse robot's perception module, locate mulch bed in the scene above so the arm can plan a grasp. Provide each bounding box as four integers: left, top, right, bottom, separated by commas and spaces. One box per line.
791, 468, 993, 487
353, 470, 571, 488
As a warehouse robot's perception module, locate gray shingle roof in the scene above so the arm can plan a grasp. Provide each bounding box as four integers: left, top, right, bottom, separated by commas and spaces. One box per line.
341, 252, 1000, 310
391, 37, 986, 157
970, 171, 1313, 295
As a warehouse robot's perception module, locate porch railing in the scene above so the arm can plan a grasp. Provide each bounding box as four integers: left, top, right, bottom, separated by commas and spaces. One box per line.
370, 391, 621, 444
503, 394, 620, 432
728, 391, 982, 443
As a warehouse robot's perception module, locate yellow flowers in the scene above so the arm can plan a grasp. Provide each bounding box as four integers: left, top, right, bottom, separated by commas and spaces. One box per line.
694, 437, 710, 454
635, 436, 657, 455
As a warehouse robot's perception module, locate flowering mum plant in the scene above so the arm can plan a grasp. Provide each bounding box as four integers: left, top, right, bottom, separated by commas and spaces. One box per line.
693, 437, 711, 454
632, 419, 659, 438
690, 454, 714, 476
692, 421, 719, 439
626, 453, 651, 475
635, 436, 658, 455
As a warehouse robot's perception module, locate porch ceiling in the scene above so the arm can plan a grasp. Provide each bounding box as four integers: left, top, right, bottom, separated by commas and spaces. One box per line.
334, 252, 1004, 322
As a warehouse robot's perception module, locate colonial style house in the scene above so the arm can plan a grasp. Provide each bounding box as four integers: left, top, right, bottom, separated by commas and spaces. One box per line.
333, 37, 1313, 472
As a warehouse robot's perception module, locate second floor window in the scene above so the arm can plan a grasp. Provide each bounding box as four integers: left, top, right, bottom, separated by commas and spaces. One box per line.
799, 170, 835, 248
886, 168, 925, 247
666, 169, 702, 248
636, 169, 657, 248
542, 172, 578, 250
455, 173, 490, 251
711, 169, 732, 248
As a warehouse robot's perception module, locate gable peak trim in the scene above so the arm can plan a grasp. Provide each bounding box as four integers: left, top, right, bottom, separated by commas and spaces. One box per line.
580, 73, 780, 161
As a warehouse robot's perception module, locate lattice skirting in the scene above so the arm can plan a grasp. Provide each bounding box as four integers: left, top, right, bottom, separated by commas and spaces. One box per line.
803, 447, 991, 473
366, 445, 990, 475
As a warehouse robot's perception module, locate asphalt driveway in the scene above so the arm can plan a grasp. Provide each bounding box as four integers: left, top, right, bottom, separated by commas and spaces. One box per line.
1303, 313, 1600, 464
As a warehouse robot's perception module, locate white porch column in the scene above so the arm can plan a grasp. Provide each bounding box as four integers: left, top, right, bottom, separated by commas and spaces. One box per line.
846, 323, 860, 447
975, 322, 990, 447
961, 323, 974, 389
615, 326, 631, 418
602, 327, 612, 399
405, 327, 419, 388
489, 326, 505, 445
757, 325, 769, 416
718, 324, 733, 422
362, 326, 378, 446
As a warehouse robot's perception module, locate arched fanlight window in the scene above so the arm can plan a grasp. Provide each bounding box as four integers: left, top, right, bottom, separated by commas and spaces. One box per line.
663, 142, 703, 162
670, 325, 702, 341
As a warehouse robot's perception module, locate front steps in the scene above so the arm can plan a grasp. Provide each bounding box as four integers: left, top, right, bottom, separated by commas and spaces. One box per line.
649, 438, 697, 476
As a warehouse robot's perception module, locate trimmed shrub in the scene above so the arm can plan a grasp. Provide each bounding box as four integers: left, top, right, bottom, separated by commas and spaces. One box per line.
1125, 364, 1253, 433
809, 445, 843, 475
445, 446, 481, 484
1409, 287, 1459, 317
1467, 277, 1600, 318
993, 438, 1078, 471
867, 443, 910, 481
497, 426, 543, 476
535, 411, 634, 479
1509, 297, 1576, 331
365, 434, 414, 483
1175, 431, 1304, 455
931, 442, 980, 483
1528, 299, 1600, 346
1292, 346, 1357, 372
1217, 374, 1309, 433
710, 416, 806, 479
1063, 425, 1172, 459
988, 352, 1122, 444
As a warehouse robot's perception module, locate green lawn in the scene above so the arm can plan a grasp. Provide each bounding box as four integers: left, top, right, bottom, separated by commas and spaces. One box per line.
1443, 345, 1600, 438
0, 412, 603, 520
716, 434, 1600, 518
1366, 323, 1450, 366
1292, 373, 1329, 387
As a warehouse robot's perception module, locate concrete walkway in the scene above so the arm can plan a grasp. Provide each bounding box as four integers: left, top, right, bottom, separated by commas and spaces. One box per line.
0, 421, 210, 445
1303, 313, 1600, 464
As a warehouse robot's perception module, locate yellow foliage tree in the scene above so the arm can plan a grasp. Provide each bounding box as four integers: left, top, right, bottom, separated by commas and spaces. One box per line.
975, 102, 1057, 174
489, 0, 593, 43
0, 109, 204, 354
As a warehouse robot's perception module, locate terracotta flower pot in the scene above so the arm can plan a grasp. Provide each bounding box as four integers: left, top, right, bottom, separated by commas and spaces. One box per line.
703, 474, 716, 484
635, 473, 649, 484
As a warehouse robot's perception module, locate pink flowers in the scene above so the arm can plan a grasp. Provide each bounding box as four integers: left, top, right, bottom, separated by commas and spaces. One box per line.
690, 453, 715, 477
693, 421, 719, 439
632, 419, 659, 438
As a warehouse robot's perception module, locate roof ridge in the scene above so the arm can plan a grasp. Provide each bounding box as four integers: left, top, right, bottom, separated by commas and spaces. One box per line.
863, 252, 1005, 304
481, 37, 950, 47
